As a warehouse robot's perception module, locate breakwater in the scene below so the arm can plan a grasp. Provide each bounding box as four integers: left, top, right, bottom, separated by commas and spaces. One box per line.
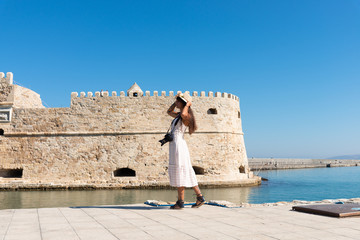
249, 158, 360, 171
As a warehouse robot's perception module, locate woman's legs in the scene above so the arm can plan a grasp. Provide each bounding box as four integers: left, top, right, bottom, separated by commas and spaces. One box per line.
192, 185, 202, 196
170, 187, 185, 209
192, 185, 205, 208
177, 187, 185, 200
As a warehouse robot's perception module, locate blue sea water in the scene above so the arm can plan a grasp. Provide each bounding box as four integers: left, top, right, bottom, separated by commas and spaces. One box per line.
251, 166, 360, 203
0, 166, 359, 209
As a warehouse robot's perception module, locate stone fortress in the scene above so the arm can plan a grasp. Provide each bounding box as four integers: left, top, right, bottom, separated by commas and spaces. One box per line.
0, 72, 261, 189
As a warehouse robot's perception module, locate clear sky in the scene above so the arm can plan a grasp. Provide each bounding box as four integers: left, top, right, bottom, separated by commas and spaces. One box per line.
1, 0, 359, 159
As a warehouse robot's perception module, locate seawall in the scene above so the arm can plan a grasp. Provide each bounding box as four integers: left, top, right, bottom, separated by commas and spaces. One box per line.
249, 158, 360, 171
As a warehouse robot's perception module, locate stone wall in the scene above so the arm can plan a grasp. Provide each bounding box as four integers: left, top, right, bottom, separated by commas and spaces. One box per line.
13, 85, 44, 109
0, 77, 260, 189
249, 158, 360, 171
0, 72, 13, 102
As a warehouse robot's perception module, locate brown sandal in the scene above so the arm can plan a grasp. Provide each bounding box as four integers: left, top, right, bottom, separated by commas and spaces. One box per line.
192, 195, 205, 208
170, 200, 184, 210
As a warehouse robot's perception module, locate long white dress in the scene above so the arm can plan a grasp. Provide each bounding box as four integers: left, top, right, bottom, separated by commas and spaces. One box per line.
168, 117, 198, 187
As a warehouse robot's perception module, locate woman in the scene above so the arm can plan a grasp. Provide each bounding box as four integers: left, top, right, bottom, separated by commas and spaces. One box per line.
166, 93, 205, 209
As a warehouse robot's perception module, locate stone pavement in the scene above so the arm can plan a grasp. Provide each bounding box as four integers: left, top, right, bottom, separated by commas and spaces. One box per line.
0, 203, 359, 240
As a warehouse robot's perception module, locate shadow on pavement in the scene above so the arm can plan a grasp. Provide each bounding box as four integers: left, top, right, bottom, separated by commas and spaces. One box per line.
70, 205, 167, 210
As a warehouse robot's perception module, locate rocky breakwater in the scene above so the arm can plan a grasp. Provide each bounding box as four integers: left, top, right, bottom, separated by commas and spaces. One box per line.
249, 158, 360, 171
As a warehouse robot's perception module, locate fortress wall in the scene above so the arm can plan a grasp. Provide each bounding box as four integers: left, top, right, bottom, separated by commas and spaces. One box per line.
13, 85, 45, 109
0, 132, 251, 187
0, 80, 260, 189
0, 72, 14, 102
7, 91, 243, 134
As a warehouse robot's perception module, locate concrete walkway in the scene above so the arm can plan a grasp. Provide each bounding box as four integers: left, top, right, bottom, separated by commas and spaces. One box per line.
0, 203, 359, 240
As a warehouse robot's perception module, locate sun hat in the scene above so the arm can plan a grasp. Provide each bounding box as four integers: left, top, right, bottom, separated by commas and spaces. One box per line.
176, 92, 192, 103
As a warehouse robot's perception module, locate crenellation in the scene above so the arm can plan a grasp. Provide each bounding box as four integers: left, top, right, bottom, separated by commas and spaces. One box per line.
5, 72, 13, 84
68, 89, 240, 101
185, 91, 190, 95
0, 72, 4, 79
68, 88, 240, 102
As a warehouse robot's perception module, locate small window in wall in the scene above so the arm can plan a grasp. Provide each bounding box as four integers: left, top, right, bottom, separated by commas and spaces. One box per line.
0, 169, 23, 178
239, 166, 246, 173
0, 129, 4, 135
238, 111, 241, 118
133, 93, 138, 97
192, 166, 205, 175
114, 168, 136, 177
207, 108, 217, 115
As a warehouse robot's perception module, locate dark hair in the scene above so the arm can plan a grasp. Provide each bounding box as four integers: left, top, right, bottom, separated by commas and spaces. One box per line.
176, 97, 197, 134
188, 107, 197, 135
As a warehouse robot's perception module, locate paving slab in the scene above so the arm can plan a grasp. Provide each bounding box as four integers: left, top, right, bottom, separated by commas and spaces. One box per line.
0, 203, 360, 240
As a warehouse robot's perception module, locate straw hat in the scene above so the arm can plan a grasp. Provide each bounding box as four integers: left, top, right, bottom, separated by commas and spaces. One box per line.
176, 92, 192, 103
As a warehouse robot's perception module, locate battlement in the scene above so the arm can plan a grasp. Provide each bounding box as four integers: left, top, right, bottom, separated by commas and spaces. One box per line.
0, 72, 14, 85
71, 90, 240, 102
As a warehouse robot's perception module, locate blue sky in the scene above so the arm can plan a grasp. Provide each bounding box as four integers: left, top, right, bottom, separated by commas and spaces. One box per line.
1, 0, 359, 159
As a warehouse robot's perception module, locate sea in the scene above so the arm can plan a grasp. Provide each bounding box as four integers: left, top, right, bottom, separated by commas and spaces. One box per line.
0, 166, 359, 209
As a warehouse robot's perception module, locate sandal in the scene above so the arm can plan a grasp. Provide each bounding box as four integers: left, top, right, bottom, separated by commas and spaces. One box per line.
192, 195, 205, 208
170, 200, 184, 210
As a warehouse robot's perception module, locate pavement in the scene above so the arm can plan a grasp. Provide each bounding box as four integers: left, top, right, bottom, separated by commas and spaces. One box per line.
0, 203, 360, 240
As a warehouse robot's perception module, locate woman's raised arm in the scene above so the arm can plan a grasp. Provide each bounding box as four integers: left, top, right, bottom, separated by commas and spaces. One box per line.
167, 102, 179, 118
181, 101, 191, 126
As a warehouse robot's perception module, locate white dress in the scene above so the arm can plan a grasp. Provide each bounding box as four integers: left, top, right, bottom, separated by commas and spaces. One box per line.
168, 117, 198, 187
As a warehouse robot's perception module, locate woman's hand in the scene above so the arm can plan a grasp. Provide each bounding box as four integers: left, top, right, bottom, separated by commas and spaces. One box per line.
186, 101, 192, 107
167, 102, 178, 118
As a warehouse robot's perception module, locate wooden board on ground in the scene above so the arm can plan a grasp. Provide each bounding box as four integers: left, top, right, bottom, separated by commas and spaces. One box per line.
293, 204, 360, 218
